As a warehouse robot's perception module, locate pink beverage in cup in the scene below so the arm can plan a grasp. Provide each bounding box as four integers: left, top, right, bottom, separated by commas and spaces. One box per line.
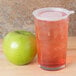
33, 8, 74, 70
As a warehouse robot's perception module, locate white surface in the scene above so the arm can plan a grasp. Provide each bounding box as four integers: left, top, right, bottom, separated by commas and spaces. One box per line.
0, 50, 76, 76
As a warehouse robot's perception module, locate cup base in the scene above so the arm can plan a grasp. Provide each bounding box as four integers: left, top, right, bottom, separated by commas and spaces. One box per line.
40, 65, 65, 71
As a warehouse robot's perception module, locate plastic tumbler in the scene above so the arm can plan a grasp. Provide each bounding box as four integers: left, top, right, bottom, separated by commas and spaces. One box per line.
33, 7, 74, 70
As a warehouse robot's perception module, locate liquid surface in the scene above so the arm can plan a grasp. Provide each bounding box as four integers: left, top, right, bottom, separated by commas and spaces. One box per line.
38, 11, 66, 21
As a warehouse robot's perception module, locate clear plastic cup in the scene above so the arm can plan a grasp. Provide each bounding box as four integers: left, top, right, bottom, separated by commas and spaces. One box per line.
33, 7, 74, 71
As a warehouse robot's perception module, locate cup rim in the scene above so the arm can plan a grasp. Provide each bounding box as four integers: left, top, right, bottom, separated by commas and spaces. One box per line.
32, 7, 74, 21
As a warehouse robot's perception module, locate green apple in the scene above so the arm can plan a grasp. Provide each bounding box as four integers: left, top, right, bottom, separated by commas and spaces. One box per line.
3, 30, 36, 65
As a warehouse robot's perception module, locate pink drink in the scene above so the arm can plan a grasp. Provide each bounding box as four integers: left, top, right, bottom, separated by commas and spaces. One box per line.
33, 8, 74, 70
